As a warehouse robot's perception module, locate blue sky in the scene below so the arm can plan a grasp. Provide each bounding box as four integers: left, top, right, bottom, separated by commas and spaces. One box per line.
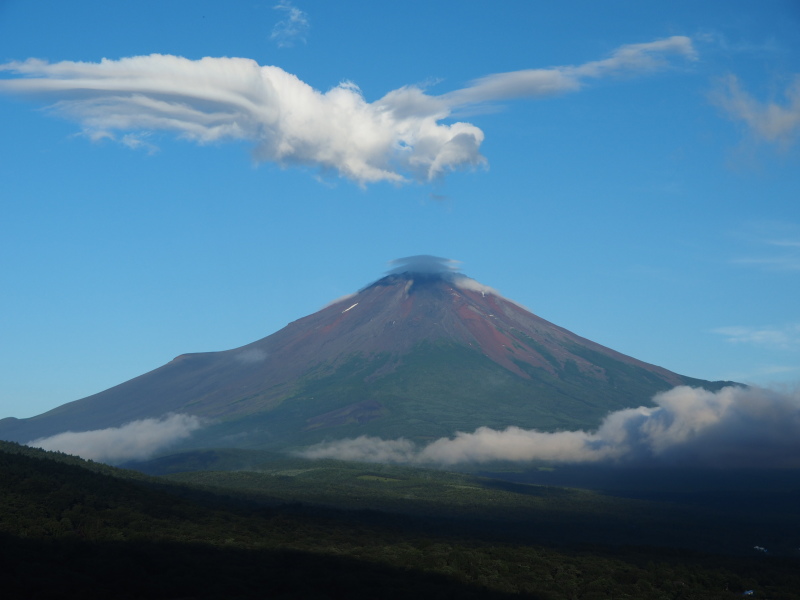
1, 1, 799, 420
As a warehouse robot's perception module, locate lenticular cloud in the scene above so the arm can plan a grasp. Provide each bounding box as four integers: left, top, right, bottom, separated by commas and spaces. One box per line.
0, 54, 480, 184
301, 385, 800, 469
0, 36, 695, 185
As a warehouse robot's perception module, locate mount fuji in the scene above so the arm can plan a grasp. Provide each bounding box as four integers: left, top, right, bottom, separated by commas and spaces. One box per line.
0, 256, 733, 454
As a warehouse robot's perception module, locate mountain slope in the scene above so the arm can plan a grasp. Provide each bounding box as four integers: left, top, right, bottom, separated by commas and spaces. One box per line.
0, 267, 734, 450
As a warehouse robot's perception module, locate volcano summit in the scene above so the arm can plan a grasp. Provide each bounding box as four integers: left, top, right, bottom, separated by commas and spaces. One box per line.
0, 256, 732, 454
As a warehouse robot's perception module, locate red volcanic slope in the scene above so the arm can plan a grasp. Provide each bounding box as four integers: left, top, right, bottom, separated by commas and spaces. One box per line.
254, 273, 684, 385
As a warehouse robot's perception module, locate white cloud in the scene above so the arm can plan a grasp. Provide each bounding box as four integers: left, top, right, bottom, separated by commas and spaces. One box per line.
734, 255, 800, 272
696, 30, 781, 58
451, 275, 503, 298
732, 224, 800, 272
0, 36, 695, 185
300, 385, 800, 469
119, 132, 158, 154
271, 1, 309, 48
28, 413, 204, 464
302, 436, 417, 463
713, 324, 800, 349
712, 74, 800, 148
445, 36, 696, 107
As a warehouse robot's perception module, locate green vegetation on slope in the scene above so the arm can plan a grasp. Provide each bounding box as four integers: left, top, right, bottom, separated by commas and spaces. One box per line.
3, 441, 799, 599
183, 340, 721, 453
153, 450, 800, 557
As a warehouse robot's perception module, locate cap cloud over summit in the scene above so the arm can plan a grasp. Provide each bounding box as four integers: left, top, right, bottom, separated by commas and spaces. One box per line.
385, 255, 462, 276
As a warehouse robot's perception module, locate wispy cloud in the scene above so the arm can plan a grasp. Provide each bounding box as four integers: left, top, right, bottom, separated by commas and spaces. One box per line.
730, 365, 800, 382
733, 256, 800, 271
696, 30, 782, 57
271, 1, 309, 48
712, 323, 800, 349
732, 245, 800, 271
28, 413, 204, 464
442, 36, 696, 108
0, 36, 695, 186
732, 222, 800, 272
119, 132, 158, 154
712, 74, 800, 149
301, 385, 800, 469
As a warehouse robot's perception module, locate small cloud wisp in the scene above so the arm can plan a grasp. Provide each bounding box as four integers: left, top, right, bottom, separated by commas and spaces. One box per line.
713, 323, 800, 349
28, 413, 204, 464
271, 1, 309, 48
712, 74, 800, 149
301, 385, 800, 469
0, 36, 695, 185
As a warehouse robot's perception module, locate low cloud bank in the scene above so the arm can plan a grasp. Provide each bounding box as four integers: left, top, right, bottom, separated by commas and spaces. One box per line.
0, 36, 694, 185
28, 413, 204, 464
301, 385, 800, 468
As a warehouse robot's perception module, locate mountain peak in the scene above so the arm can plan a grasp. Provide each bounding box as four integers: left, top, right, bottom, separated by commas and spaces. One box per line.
366, 254, 501, 293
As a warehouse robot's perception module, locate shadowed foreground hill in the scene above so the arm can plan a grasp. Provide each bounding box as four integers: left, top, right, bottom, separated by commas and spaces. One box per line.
0, 441, 521, 599
2, 441, 799, 599
0, 264, 734, 452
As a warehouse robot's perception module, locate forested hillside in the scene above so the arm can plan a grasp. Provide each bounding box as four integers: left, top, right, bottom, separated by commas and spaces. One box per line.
2, 441, 798, 599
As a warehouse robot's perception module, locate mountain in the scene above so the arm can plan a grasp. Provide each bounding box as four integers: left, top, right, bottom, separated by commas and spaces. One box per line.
0, 257, 733, 452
